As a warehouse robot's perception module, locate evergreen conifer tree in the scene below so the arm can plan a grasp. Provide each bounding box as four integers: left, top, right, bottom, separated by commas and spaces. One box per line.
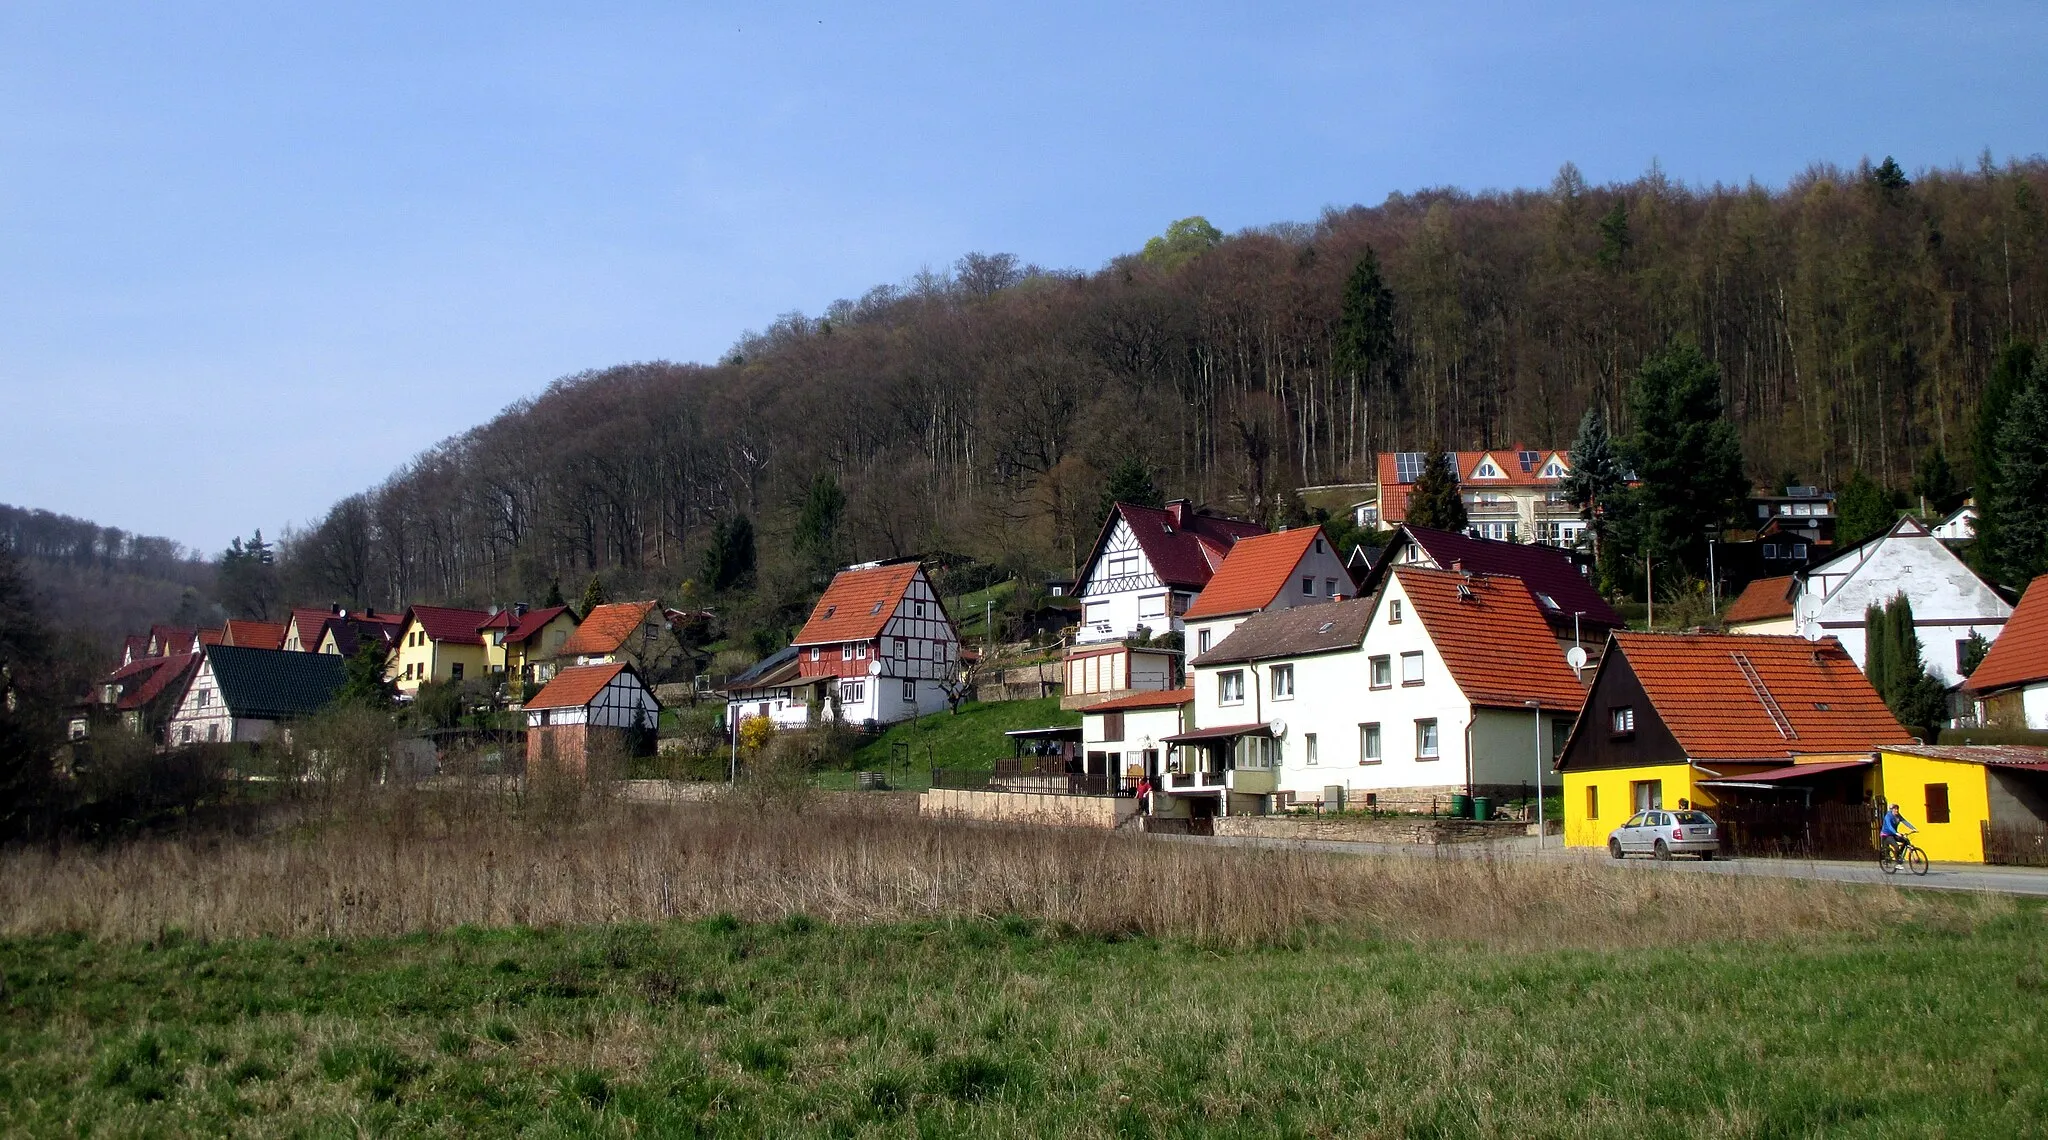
1972, 341, 2037, 576
702, 514, 758, 593
1864, 593, 1947, 735
794, 472, 848, 575
335, 639, 398, 709
1099, 456, 1164, 523
1404, 446, 1467, 532
1561, 405, 1626, 554
581, 574, 609, 616
1834, 471, 1897, 548
543, 578, 566, 608
1989, 372, 2048, 586
1625, 341, 1746, 577
1911, 446, 1963, 515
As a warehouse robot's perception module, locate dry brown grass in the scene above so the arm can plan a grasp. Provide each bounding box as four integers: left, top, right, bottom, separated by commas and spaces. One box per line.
0, 791, 1975, 948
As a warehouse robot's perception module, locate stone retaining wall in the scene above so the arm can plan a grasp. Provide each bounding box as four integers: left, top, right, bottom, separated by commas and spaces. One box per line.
920, 788, 1136, 829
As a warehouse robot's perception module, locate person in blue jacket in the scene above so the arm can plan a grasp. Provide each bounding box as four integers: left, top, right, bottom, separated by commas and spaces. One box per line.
1879, 803, 1917, 860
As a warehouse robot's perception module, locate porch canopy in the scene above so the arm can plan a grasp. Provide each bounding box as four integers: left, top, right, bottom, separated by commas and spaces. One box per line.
1698, 758, 1871, 791
1004, 726, 1083, 741
1161, 723, 1272, 745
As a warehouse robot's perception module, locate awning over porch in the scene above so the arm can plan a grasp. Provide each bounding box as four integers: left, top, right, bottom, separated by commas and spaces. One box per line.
1698, 758, 1871, 790
1161, 722, 1271, 745
1004, 726, 1083, 741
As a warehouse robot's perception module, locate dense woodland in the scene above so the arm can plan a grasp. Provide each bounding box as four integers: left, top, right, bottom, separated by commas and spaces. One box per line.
0, 504, 215, 646
19, 155, 2048, 649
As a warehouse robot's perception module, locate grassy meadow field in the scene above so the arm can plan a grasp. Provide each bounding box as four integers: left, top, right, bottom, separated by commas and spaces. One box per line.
2, 793, 2043, 1137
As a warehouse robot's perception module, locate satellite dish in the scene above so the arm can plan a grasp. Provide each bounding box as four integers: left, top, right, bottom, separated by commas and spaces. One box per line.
867, 660, 883, 676
1269, 719, 1287, 739
1566, 646, 1588, 671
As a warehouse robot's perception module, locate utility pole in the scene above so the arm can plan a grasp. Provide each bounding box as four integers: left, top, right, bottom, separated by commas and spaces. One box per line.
1645, 554, 1654, 630
1526, 699, 1545, 849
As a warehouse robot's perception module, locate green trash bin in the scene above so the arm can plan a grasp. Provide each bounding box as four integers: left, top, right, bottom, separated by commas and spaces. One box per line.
1472, 796, 1492, 821
1449, 793, 1472, 819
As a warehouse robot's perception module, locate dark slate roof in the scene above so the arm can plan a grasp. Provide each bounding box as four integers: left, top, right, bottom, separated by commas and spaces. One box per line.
203, 645, 349, 720
1078, 502, 1267, 592
1374, 526, 1622, 630
1192, 596, 1376, 666
728, 645, 798, 688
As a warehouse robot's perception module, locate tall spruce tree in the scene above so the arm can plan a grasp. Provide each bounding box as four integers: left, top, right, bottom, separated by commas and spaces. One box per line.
1988, 368, 2048, 585
1561, 405, 1626, 550
1625, 341, 1746, 577
1972, 341, 2038, 573
702, 514, 758, 593
581, 574, 609, 616
793, 472, 848, 575
1405, 446, 1467, 532
1099, 456, 1164, 523
1912, 446, 1963, 516
1864, 593, 1947, 735
1835, 471, 1897, 547
1335, 247, 1398, 418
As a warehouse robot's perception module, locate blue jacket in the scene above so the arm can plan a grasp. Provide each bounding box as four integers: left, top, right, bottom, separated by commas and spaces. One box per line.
1881, 812, 1915, 837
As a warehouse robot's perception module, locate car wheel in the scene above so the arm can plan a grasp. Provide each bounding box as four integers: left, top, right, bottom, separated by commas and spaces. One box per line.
1608, 838, 1624, 860
1653, 840, 1671, 861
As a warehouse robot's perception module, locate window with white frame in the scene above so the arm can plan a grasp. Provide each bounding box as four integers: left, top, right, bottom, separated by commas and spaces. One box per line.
1360, 723, 1382, 763
1271, 664, 1294, 700
1389, 599, 1403, 623
839, 679, 866, 704
842, 645, 854, 661
1138, 594, 1167, 619
1416, 718, 1440, 759
1198, 628, 1212, 654
1305, 732, 1318, 765
810, 647, 821, 662
1106, 553, 1139, 578
855, 642, 867, 659
901, 679, 916, 703
1370, 655, 1392, 689
1326, 578, 1340, 597
1401, 652, 1425, 685
1219, 670, 1245, 705
1610, 706, 1636, 736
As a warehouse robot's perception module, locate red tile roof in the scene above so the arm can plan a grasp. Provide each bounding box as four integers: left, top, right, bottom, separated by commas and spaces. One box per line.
793, 565, 923, 646
1376, 448, 1569, 521
326, 614, 405, 657
1184, 528, 1326, 619
117, 652, 198, 711
222, 619, 287, 650
1081, 501, 1266, 592
1963, 574, 2048, 693
1395, 567, 1588, 711
121, 635, 149, 664
1083, 687, 1193, 712
149, 625, 197, 656
286, 608, 334, 650
524, 663, 629, 710
1724, 575, 1797, 625
407, 605, 493, 646
1394, 527, 1622, 630
196, 628, 224, 646
504, 605, 575, 645
1610, 631, 1912, 760
560, 600, 660, 656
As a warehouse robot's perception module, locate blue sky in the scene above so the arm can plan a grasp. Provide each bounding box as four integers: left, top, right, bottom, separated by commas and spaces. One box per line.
2, 1, 2044, 553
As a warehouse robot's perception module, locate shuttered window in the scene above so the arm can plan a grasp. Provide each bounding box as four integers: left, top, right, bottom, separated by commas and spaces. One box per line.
1925, 783, 1951, 824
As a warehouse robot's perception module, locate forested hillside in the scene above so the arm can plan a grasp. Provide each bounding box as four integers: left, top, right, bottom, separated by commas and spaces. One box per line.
271, 156, 2047, 625
0, 505, 215, 647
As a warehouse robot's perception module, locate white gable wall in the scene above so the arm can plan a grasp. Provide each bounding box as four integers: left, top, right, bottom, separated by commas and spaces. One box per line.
1796, 524, 2010, 685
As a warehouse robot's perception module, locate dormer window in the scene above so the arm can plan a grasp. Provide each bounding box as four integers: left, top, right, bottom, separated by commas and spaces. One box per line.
1472, 458, 1504, 479
1540, 459, 1568, 478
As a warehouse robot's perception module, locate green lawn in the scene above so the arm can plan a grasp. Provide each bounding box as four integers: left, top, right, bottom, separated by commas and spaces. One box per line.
946, 581, 1017, 642
3, 906, 2043, 1136
812, 697, 1075, 792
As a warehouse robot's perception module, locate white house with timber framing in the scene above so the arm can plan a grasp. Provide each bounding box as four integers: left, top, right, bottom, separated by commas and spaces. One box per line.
791, 559, 961, 727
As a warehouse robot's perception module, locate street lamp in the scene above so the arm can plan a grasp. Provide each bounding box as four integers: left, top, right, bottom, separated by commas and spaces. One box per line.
1525, 698, 1545, 850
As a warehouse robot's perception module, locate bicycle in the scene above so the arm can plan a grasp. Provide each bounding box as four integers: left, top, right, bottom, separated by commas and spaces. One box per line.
1878, 836, 1929, 876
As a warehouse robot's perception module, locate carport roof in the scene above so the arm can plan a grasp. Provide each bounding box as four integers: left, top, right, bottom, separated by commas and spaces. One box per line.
1698, 759, 1871, 787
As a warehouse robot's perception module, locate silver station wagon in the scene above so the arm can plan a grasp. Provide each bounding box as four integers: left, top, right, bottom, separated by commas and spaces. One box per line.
1608, 809, 1720, 860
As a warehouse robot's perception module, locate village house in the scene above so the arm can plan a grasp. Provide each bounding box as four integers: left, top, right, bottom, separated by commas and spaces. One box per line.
1071, 500, 1266, 645
721, 646, 820, 732
1078, 687, 1191, 794
1930, 503, 1978, 541
163, 644, 349, 746
790, 559, 962, 728
1369, 448, 1581, 545
523, 662, 660, 776
385, 605, 495, 695
559, 600, 678, 675
1774, 516, 2011, 686
479, 603, 579, 699
281, 608, 335, 652
221, 618, 287, 650
314, 610, 405, 660
80, 650, 200, 741
1556, 631, 1912, 855
1872, 744, 2048, 864
1722, 575, 1799, 634
1181, 526, 1354, 658
1961, 573, 2048, 727
1360, 525, 1622, 667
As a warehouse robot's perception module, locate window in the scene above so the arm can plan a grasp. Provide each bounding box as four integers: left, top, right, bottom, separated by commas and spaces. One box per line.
916, 602, 929, 618
1271, 664, 1295, 700
1416, 719, 1440, 759
1552, 718, 1572, 758
855, 643, 867, 659
1219, 670, 1245, 705
1388, 599, 1403, 624
1198, 629, 1213, 654
870, 600, 884, 615
1085, 602, 1109, 630
902, 679, 916, 703
1762, 543, 1779, 558
1102, 711, 1125, 742
206, 723, 219, 742
1314, 538, 1325, 553
1926, 783, 1951, 824
809, 647, 821, 662
1326, 578, 1340, 597
895, 638, 907, 658
1792, 544, 1808, 558
1360, 723, 1382, 763
1107, 553, 1140, 578
1610, 706, 1635, 736
1400, 652, 1424, 685
1585, 786, 1599, 821
197, 688, 211, 708
839, 679, 866, 704
823, 605, 837, 619
1138, 594, 1167, 619
1632, 780, 1662, 811
1305, 732, 1319, 765
450, 663, 463, 681
842, 645, 854, 661
1302, 576, 1317, 595
1370, 655, 1392, 689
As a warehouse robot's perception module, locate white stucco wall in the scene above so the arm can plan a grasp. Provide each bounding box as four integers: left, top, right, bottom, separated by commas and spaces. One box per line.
1795, 525, 2010, 687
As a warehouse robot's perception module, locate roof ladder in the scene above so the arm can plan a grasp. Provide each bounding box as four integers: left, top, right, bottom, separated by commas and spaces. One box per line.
1730, 652, 1797, 739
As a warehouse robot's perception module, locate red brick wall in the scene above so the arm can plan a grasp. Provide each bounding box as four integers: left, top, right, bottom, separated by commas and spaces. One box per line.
527, 723, 590, 776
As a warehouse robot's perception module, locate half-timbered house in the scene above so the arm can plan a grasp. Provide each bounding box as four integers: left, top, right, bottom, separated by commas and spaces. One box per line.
1071, 500, 1265, 645
163, 645, 349, 746
791, 559, 961, 728
524, 663, 661, 775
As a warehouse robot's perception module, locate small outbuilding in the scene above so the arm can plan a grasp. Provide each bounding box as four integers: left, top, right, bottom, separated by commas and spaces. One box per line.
523, 663, 660, 776
1876, 744, 2048, 864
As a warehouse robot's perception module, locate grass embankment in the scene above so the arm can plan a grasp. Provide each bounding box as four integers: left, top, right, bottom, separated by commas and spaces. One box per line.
1, 802, 2038, 1135
814, 697, 1075, 791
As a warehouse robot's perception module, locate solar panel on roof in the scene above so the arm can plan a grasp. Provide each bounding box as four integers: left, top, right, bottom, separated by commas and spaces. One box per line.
1394, 452, 1426, 483
1519, 451, 1538, 472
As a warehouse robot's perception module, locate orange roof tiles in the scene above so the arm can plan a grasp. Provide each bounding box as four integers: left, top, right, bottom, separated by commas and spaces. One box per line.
1396, 567, 1588, 711
1376, 447, 1568, 523
1611, 631, 1911, 760
793, 564, 923, 646
560, 600, 659, 656
1723, 575, 1796, 625
1084, 688, 1193, 712
524, 663, 628, 709
223, 619, 287, 650
1964, 574, 2048, 693
1184, 528, 1326, 619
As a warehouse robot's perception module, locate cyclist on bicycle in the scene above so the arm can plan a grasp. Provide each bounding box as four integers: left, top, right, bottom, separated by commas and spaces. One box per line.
1879, 803, 1917, 860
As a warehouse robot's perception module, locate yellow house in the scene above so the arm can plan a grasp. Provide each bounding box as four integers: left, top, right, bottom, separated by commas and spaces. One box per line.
1876, 745, 2048, 863
1557, 631, 1911, 853
478, 603, 580, 701
386, 605, 494, 695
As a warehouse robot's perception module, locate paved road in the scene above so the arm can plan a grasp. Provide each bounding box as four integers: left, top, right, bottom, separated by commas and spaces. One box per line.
1169, 831, 2048, 897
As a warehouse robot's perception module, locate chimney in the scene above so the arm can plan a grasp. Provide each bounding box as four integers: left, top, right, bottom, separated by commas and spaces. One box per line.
1450, 560, 1463, 573
330, 602, 342, 615
1167, 499, 1191, 527
515, 602, 529, 617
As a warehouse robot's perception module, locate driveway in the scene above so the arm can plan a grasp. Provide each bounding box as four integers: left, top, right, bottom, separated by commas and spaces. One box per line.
1170, 831, 2048, 897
